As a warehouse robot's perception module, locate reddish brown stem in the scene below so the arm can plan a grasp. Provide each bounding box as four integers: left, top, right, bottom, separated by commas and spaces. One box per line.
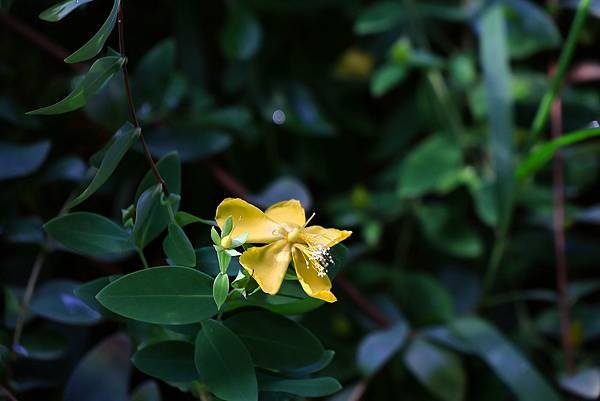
0, 13, 83, 72
347, 381, 368, 401
551, 95, 575, 374
335, 275, 391, 328
204, 161, 250, 198
0, 385, 19, 401
117, 3, 169, 196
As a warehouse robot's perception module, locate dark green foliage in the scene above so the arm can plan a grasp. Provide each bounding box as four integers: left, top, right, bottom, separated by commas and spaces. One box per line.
3, 0, 600, 400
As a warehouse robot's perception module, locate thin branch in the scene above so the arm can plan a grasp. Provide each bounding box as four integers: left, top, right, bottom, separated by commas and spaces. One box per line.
335, 275, 391, 328
11, 192, 75, 355
0, 13, 83, 72
347, 381, 368, 401
11, 247, 47, 354
204, 161, 250, 198
551, 94, 575, 374
116, 3, 169, 196
0, 385, 19, 401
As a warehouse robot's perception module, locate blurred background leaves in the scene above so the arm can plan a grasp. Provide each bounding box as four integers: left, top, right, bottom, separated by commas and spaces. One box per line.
2, 0, 600, 400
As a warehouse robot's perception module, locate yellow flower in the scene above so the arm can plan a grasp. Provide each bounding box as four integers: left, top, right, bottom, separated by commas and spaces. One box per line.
215, 198, 351, 303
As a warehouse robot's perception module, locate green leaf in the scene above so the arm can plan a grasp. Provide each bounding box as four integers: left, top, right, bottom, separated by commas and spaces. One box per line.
395, 273, 455, 325
134, 38, 177, 107
39, 0, 94, 22
195, 319, 258, 401
133, 184, 164, 249
135, 152, 181, 199
517, 128, 600, 182
68, 123, 139, 208
30, 280, 101, 325
559, 368, 600, 399
196, 246, 241, 276
27, 56, 125, 115
479, 3, 515, 230
403, 338, 466, 401
259, 374, 341, 397
175, 211, 214, 227
17, 329, 68, 360
398, 135, 462, 198
44, 212, 134, 256
357, 321, 409, 377
222, 216, 234, 236
505, 0, 561, 59
97, 266, 217, 324
452, 317, 561, 401
130, 381, 161, 401
74, 276, 121, 318
0, 140, 51, 180
145, 127, 231, 162
64, 0, 121, 63
354, 2, 405, 35
163, 223, 196, 267
221, 4, 263, 60
132, 340, 198, 382
371, 63, 407, 97
64, 334, 131, 401
416, 204, 483, 259
134, 153, 181, 248
224, 310, 325, 371
224, 280, 324, 315
212, 273, 229, 310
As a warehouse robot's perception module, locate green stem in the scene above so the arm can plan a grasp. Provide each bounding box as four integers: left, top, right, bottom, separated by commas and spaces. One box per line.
530, 0, 591, 144
483, 234, 507, 294
137, 248, 149, 268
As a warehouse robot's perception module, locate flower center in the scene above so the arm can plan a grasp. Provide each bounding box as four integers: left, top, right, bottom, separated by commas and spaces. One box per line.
303, 244, 334, 277
287, 227, 301, 243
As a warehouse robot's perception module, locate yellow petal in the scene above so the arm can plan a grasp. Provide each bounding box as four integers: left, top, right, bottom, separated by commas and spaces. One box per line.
239, 240, 291, 295
292, 245, 337, 303
216, 198, 281, 243
265, 199, 305, 227
303, 226, 352, 248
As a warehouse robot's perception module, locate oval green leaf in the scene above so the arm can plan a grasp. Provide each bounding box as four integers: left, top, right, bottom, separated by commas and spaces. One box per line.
68, 123, 139, 208
403, 338, 466, 401
132, 340, 198, 382
64, 334, 131, 401
0, 140, 51, 180
224, 310, 325, 370
451, 317, 561, 401
163, 223, 196, 267
30, 280, 101, 325
96, 266, 217, 324
64, 0, 121, 63
44, 212, 134, 256
195, 319, 258, 401
27, 56, 125, 115
258, 374, 341, 397
39, 0, 94, 22
357, 321, 409, 377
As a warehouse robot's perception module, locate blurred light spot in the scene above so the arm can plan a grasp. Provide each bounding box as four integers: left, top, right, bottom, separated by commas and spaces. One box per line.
272, 109, 286, 125
589, 120, 599, 128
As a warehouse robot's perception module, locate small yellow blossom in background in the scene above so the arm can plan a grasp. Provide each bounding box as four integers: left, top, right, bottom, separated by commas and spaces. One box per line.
334, 47, 374, 80
215, 198, 351, 302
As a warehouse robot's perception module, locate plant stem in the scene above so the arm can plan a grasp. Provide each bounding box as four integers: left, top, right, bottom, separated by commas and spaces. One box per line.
483, 234, 507, 294
551, 96, 575, 374
0, 385, 19, 401
530, 0, 591, 144
11, 247, 47, 354
137, 248, 149, 268
11, 192, 75, 355
0, 13, 83, 73
117, 2, 169, 197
